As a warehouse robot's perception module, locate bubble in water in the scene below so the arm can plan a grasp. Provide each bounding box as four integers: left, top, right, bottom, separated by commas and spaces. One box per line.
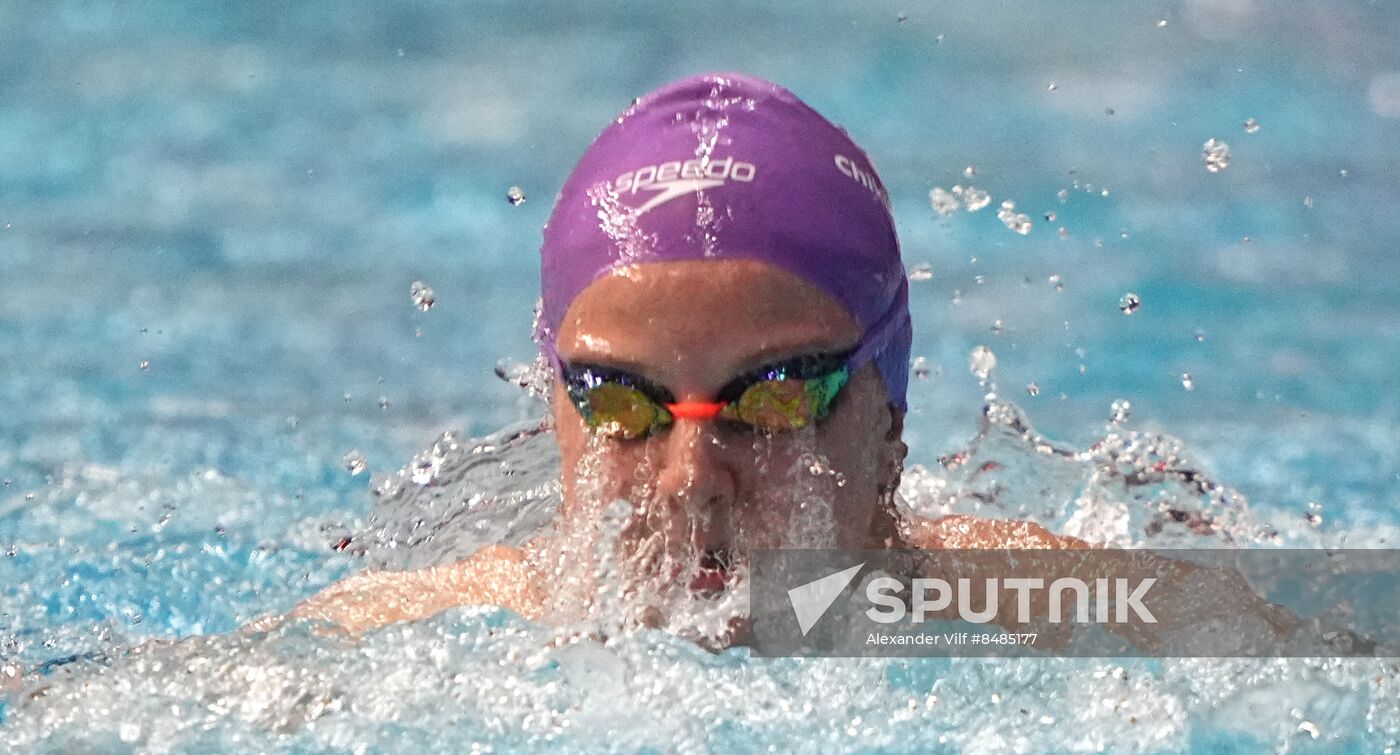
1181, 373, 1195, 391
963, 164, 975, 178
1243, 118, 1260, 134
1056, 188, 1070, 202
1026, 382, 1040, 397
138, 360, 150, 370
1047, 83, 1058, 91
990, 319, 1004, 335
1044, 212, 1056, 222
961, 186, 991, 211
929, 187, 960, 216
1157, 18, 1168, 28
996, 200, 1032, 234
1202, 138, 1231, 172
410, 280, 436, 311
1305, 511, 1323, 526
1194, 328, 1206, 342
1110, 399, 1132, 424
908, 263, 934, 281
506, 186, 526, 205
969, 345, 997, 380
378, 396, 390, 410
1119, 292, 1141, 315
1058, 227, 1069, 239
342, 449, 367, 476
1048, 274, 1063, 291
1297, 720, 1322, 739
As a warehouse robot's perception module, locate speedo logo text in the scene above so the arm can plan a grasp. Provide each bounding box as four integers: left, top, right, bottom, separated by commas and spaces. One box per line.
612, 156, 757, 215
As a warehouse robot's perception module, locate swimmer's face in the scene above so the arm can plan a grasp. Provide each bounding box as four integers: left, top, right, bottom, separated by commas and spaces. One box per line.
549, 259, 908, 585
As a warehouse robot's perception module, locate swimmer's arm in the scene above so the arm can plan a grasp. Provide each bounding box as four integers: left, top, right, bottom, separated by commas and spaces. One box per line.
254, 545, 543, 635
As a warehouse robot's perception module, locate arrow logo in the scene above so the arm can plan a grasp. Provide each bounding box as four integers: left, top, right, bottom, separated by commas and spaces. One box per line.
787, 563, 865, 636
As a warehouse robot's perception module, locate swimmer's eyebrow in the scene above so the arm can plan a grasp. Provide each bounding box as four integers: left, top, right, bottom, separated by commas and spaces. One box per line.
564, 338, 856, 387
730, 338, 858, 375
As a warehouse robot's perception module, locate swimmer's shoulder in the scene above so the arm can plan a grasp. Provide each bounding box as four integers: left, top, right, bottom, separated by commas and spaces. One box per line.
273, 544, 544, 634
904, 513, 1090, 550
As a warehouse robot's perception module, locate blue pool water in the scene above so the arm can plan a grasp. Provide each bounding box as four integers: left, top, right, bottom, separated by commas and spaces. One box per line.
3, 0, 1399, 751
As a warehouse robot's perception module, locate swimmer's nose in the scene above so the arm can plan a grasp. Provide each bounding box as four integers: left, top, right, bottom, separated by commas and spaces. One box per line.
654, 416, 737, 513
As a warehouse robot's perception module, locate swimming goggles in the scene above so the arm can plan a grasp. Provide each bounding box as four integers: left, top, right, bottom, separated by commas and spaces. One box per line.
540, 292, 903, 440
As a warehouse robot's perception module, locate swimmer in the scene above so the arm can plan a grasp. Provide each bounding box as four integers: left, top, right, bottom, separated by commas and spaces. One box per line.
283, 72, 1296, 646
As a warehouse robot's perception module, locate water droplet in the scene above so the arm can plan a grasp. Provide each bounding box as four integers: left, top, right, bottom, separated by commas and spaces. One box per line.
961, 186, 991, 212
1194, 328, 1207, 342
996, 200, 1032, 234
1243, 118, 1260, 134
1110, 399, 1132, 424
1026, 382, 1040, 397
1157, 18, 1168, 28
410, 280, 436, 311
1047, 82, 1058, 91
912, 356, 932, 379
1202, 138, 1231, 172
908, 263, 934, 281
138, 360, 150, 371
1048, 274, 1064, 291
411, 457, 439, 486
342, 450, 367, 476
969, 345, 997, 380
1339, 168, 1349, 177
1119, 292, 1141, 315
1058, 227, 1069, 239
929, 187, 960, 216
506, 186, 527, 205
1181, 373, 1195, 391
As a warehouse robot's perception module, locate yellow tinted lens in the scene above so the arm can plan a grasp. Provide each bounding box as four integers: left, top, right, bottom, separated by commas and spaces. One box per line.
720, 379, 818, 431
585, 382, 670, 438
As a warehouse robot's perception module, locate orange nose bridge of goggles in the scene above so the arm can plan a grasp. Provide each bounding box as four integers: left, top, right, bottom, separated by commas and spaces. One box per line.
665, 401, 727, 421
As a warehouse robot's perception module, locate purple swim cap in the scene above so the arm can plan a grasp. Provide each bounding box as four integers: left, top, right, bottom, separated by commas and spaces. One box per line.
536, 71, 912, 412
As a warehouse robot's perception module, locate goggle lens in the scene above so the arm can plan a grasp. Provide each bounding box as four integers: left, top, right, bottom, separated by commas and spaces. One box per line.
577, 382, 672, 439
719, 369, 849, 431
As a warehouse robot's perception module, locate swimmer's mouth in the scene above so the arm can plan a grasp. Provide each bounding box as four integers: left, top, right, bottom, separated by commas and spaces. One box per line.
689, 548, 734, 594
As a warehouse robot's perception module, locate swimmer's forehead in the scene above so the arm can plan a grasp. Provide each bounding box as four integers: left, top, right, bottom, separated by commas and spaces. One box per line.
555, 259, 861, 382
